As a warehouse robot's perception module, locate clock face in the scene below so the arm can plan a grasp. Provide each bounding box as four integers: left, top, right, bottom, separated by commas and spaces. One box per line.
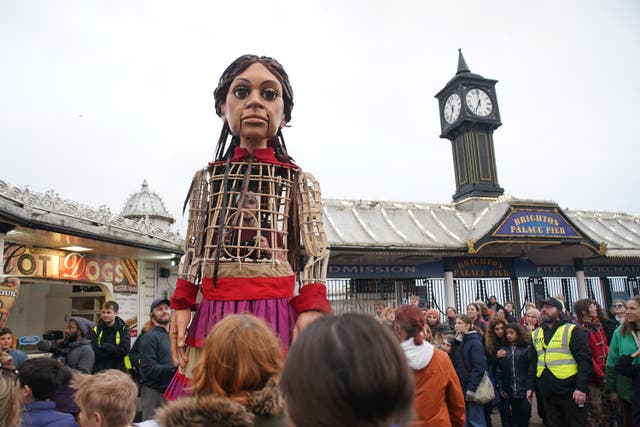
465, 88, 493, 117
443, 93, 461, 124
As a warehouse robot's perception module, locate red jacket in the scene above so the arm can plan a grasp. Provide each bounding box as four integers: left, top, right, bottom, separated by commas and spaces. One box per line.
577, 319, 609, 385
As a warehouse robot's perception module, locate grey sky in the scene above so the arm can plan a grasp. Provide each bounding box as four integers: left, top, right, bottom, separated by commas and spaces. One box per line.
1, 1, 639, 233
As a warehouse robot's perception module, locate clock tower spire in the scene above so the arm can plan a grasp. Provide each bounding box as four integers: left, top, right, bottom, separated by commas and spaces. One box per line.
435, 50, 504, 203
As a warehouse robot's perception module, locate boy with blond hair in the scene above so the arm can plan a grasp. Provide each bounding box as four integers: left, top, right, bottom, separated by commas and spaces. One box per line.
72, 369, 137, 427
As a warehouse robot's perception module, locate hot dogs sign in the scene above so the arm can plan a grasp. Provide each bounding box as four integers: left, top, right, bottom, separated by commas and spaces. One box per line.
2, 244, 139, 292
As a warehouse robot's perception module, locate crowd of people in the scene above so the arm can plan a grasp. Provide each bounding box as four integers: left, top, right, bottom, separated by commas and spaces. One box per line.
0, 294, 640, 426
1, 50, 640, 426
375, 295, 639, 427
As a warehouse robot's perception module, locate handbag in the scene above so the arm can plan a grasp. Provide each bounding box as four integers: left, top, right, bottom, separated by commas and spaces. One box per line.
473, 371, 496, 405
457, 342, 495, 405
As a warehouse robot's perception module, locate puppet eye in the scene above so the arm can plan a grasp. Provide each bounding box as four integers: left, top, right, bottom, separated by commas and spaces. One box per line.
233, 86, 250, 99
262, 88, 279, 101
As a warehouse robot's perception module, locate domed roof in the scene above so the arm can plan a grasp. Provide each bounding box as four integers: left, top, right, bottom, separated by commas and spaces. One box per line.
121, 180, 175, 228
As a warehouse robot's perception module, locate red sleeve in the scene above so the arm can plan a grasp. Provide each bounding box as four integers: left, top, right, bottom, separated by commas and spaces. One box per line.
289, 283, 331, 314
170, 278, 199, 310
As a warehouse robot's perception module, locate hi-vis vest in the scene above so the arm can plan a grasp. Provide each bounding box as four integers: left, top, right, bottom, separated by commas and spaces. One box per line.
533, 324, 578, 379
94, 326, 132, 370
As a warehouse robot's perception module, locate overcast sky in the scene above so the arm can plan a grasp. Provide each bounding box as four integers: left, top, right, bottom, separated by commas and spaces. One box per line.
1, 1, 639, 234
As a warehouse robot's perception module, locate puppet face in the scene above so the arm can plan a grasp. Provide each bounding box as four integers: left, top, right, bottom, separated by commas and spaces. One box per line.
221, 63, 286, 148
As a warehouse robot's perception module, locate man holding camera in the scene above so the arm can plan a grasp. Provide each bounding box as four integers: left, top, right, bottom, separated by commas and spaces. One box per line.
58, 316, 95, 374
50, 316, 96, 417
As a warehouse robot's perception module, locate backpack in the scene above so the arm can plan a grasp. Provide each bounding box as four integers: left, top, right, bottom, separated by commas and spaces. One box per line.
128, 330, 146, 383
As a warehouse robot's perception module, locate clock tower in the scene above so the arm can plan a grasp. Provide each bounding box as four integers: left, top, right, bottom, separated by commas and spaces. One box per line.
435, 50, 504, 203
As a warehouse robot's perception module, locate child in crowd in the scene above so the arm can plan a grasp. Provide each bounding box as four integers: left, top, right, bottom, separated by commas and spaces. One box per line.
0, 328, 27, 368
281, 313, 415, 427
17, 357, 78, 427
496, 323, 531, 427
438, 334, 455, 354
72, 369, 138, 427
155, 314, 286, 427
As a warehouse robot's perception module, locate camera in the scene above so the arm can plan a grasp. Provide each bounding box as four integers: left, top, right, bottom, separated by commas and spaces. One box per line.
37, 329, 64, 357
43, 330, 63, 341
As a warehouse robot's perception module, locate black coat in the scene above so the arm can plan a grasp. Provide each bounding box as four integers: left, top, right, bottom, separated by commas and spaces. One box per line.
139, 326, 176, 393
496, 344, 530, 398
91, 317, 131, 373
526, 320, 592, 396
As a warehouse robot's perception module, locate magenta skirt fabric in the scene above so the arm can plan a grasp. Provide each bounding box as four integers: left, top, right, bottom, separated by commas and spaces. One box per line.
164, 297, 296, 399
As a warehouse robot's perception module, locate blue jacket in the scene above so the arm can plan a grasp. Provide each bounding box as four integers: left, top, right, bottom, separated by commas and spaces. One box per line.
8, 348, 28, 367
21, 400, 79, 427
452, 331, 488, 393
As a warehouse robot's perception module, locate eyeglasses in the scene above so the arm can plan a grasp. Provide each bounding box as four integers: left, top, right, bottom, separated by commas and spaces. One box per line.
614, 304, 626, 308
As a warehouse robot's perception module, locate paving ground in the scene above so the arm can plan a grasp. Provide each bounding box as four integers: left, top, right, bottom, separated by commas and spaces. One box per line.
489, 397, 545, 427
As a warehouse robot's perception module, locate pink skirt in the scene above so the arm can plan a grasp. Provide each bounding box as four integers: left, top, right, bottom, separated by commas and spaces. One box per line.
163, 297, 296, 399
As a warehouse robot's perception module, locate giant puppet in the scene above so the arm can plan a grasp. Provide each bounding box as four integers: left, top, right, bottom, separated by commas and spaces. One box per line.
165, 55, 331, 398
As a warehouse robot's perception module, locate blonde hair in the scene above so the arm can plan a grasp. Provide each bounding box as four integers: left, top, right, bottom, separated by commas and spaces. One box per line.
72, 370, 137, 427
0, 368, 20, 427
190, 314, 283, 406
381, 306, 396, 321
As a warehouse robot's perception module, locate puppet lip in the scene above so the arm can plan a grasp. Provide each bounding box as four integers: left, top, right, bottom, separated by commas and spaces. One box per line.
241, 114, 268, 122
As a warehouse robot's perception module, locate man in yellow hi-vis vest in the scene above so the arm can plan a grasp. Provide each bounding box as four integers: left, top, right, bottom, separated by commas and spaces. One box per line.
90, 300, 131, 373
526, 297, 592, 427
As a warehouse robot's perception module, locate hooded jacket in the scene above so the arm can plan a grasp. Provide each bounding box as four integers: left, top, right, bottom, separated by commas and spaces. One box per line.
52, 318, 95, 416
452, 331, 487, 393
58, 317, 95, 374
91, 316, 130, 373
401, 339, 465, 427
155, 377, 286, 427
576, 317, 609, 385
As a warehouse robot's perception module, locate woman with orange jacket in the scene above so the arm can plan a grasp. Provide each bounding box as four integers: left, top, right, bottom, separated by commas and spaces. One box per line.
395, 304, 465, 427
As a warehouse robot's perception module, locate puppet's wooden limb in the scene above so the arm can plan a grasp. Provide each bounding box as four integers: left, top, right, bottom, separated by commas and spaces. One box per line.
179, 168, 209, 283
297, 172, 330, 285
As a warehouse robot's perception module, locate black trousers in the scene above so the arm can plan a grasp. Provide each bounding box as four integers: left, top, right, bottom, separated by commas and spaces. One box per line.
498, 396, 531, 427
541, 394, 587, 427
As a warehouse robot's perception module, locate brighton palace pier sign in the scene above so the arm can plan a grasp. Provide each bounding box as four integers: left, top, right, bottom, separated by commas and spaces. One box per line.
493, 208, 580, 238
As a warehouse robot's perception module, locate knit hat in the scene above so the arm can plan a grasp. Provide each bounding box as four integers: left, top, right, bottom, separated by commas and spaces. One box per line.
69, 316, 94, 338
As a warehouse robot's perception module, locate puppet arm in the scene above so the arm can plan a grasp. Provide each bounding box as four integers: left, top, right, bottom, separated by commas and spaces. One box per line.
169, 168, 209, 368
290, 172, 331, 316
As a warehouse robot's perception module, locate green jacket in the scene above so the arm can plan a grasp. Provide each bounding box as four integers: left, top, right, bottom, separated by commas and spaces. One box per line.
605, 325, 640, 402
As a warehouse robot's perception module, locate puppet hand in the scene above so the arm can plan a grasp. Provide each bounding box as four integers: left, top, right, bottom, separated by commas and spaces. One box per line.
170, 309, 191, 369
293, 310, 324, 341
